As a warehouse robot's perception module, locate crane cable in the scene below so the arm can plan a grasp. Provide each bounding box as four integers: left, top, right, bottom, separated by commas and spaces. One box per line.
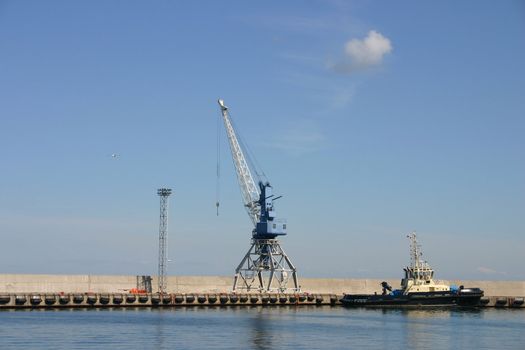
216, 111, 221, 216
229, 113, 268, 184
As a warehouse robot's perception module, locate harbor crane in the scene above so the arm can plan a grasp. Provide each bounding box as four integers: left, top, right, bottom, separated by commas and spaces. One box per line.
217, 99, 299, 293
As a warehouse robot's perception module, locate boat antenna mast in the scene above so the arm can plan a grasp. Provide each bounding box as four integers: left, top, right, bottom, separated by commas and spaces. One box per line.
407, 231, 433, 284
408, 232, 421, 273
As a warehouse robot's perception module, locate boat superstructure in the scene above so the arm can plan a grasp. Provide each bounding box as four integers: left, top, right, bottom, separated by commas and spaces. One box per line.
400, 232, 450, 294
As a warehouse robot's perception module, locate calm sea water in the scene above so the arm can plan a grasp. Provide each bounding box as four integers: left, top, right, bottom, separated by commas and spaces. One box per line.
0, 306, 523, 349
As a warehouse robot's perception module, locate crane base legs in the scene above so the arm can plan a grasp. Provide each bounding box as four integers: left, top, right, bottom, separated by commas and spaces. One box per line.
232, 238, 300, 293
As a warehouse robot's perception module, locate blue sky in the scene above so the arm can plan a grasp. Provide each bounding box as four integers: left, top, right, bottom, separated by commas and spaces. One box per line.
1, 0, 524, 280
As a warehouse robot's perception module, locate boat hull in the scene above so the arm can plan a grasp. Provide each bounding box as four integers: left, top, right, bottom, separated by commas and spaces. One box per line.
341, 289, 483, 308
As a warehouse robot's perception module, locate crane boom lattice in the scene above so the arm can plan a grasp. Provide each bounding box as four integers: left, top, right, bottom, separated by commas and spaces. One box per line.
218, 99, 260, 225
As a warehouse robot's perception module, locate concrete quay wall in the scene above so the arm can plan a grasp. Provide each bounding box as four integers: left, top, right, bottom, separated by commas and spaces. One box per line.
0, 274, 524, 297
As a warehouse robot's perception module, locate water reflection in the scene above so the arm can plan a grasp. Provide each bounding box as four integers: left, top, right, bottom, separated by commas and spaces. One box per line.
250, 307, 272, 350
379, 307, 483, 318
390, 308, 485, 350
0, 306, 522, 350
153, 309, 167, 349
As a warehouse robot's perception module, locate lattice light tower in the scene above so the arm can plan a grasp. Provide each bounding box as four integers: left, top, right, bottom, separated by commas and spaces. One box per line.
157, 188, 172, 294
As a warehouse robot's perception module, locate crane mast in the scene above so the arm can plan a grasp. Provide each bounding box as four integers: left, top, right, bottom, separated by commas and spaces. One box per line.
218, 99, 260, 225
217, 99, 298, 293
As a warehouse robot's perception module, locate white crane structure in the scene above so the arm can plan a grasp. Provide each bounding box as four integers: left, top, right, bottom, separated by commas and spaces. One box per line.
218, 99, 299, 293
218, 99, 260, 225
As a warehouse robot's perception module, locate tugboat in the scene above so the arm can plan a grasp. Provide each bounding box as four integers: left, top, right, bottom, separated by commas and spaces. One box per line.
340, 232, 483, 307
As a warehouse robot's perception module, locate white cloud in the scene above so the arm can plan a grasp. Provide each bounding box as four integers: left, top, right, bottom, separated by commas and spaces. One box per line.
331, 30, 393, 74
346, 30, 392, 66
